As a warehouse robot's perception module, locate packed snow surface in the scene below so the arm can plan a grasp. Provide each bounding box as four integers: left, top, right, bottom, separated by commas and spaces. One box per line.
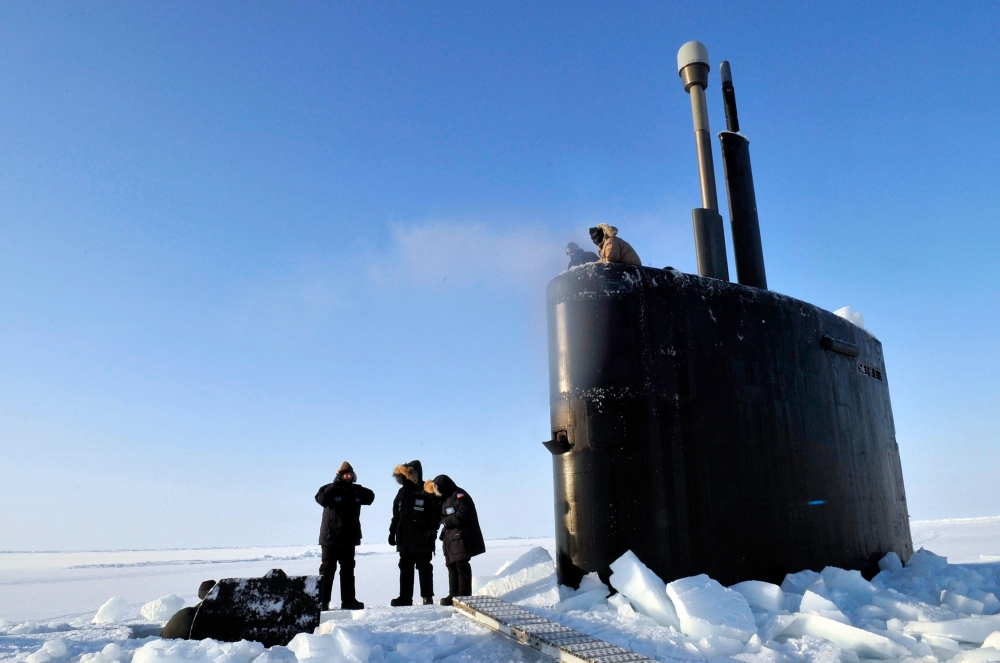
3, 520, 1000, 662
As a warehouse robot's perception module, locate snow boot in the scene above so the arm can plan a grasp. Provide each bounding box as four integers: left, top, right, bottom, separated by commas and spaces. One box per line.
422, 597, 434, 606
389, 597, 412, 607
341, 599, 365, 610
439, 596, 453, 607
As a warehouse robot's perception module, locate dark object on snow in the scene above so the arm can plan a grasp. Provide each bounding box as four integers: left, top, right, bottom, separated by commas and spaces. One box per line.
544, 264, 913, 588
161, 608, 197, 639
132, 624, 166, 639
390, 460, 438, 603
565, 242, 599, 270
160, 580, 217, 639
197, 579, 217, 600
719, 60, 767, 290
188, 569, 320, 647
315, 463, 374, 607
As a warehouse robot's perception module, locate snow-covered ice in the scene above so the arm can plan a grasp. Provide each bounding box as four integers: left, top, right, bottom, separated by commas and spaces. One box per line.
91, 600, 131, 626
666, 574, 756, 642
608, 550, 680, 628
730, 580, 786, 613
138, 599, 183, 625
4, 518, 1000, 662
473, 546, 560, 608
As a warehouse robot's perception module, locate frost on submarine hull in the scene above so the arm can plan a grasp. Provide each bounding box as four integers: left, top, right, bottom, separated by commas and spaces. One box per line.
543, 44, 913, 588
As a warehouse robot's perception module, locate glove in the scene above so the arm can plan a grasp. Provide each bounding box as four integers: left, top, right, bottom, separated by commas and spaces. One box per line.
439, 529, 446, 541
388, 532, 396, 546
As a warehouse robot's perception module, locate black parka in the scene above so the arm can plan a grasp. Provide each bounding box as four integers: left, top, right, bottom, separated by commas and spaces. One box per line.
389, 460, 439, 554
316, 476, 375, 547
567, 248, 599, 269
429, 474, 485, 564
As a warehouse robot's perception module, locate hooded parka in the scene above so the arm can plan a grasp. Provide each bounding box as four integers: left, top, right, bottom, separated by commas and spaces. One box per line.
594, 224, 641, 266
315, 462, 375, 547
389, 461, 439, 553
426, 475, 485, 564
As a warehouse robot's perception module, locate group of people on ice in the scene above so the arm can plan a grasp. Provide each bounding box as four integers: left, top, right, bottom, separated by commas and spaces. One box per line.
314, 225, 641, 610
314, 460, 484, 610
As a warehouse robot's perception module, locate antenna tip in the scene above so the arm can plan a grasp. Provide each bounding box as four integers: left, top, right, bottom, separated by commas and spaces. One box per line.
720, 61, 732, 85
677, 41, 710, 75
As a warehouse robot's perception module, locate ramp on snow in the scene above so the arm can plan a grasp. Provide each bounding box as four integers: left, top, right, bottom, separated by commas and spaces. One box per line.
453, 596, 655, 663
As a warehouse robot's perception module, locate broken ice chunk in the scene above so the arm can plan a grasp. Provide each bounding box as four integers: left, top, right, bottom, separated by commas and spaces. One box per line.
286, 633, 339, 661
475, 546, 560, 607
971, 591, 1000, 616
666, 574, 756, 642
878, 552, 903, 573
800, 590, 850, 624
919, 633, 963, 658
608, 550, 680, 628
250, 647, 297, 663
903, 614, 1000, 644
757, 613, 798, 642
781, 569, 823, 596
730, 580, 786, 613
92, 597, 131, 624
873, 588, 958, 622
952, 649, 1000, 662
779, 614, 910, 659
943, 590, 987, 615
552, 588, 609, 613
820, 567, 876, 604
140, 595, 185, 622
25, 639, 69, 663
984, 631, 1000, 649
558, 572, 607, 602
906, 548, 950, 574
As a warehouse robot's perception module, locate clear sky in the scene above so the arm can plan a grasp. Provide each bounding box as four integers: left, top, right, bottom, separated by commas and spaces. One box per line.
1, 2, 998, 551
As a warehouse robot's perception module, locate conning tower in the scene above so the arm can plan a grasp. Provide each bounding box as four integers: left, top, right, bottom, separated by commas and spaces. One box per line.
544, 43, 912, 588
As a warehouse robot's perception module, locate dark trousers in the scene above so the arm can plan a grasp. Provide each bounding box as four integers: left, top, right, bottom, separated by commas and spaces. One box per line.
319, 545, 356, 607
398, 551, 434, 599
447, 560, 472, 598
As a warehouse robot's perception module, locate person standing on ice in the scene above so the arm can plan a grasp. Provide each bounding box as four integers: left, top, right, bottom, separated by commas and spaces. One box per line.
425, 474, 485, 606
388, 460, 440, 606
565, 242, 599, 269
590, 224, 641, 266
315, 461, 375, 610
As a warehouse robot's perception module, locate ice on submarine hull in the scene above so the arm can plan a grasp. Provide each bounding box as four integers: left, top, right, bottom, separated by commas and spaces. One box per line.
544, 264, 913, 588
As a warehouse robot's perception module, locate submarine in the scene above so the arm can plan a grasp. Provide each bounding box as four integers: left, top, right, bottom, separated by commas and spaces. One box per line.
543, 42, 913, 589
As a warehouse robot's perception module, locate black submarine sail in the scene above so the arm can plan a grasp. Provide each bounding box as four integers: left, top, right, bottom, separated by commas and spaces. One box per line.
544, 41, 912, 588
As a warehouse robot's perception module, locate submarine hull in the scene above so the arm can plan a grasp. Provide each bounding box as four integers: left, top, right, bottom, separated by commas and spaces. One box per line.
546, 264, 912, 588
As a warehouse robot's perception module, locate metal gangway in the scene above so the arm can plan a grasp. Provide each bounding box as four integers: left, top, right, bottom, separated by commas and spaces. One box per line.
453, 596, 656, 663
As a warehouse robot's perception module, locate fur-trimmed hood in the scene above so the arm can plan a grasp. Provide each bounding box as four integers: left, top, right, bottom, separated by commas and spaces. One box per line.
597, 223, 618, 238
333, 461, 357, 484
393, 460, 423, 485
425, 474, 456, 498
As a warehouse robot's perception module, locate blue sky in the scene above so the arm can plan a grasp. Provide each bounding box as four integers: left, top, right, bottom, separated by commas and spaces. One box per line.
1, 2, 998, 551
